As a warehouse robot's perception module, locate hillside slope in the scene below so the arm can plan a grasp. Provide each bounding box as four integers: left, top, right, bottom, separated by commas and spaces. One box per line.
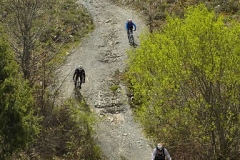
59, 0, 153, 159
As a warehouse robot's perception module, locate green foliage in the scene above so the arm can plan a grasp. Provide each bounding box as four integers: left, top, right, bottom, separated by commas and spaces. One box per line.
110, 85, 120, 93
127, 4, 240, 159
0, 29, 40, 159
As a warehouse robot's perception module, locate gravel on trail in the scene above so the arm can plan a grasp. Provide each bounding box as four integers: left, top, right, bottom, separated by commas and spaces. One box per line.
60, 0, 153, 159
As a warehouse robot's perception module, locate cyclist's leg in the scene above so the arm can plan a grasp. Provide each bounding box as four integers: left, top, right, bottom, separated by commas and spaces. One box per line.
74, 77, 77, 88
79, 76, 82, 89
131, 29, 134, 43
77, 76, 80, 88
128, 29, 131, 42
129, 29, 133, 44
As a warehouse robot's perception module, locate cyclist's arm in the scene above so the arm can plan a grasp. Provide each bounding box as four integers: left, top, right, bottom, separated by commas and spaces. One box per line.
164, 148, 172, 160
73, 70, 76, 80
82, 70, 85, 77
125, 23, 129, 30
151, 148, 156, 160
133, 22, 136, 30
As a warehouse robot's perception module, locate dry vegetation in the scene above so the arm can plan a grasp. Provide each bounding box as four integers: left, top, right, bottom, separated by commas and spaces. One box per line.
111, 0, 240, 31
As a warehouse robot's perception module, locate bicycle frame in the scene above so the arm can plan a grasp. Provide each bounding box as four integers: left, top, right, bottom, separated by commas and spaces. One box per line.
75, 77, 82, 89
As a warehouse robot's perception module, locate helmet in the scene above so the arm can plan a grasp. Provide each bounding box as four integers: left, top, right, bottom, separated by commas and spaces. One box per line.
128, 19, 132, 22
78, 65, 82, 69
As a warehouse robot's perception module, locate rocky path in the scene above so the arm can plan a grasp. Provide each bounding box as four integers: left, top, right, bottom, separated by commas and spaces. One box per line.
60, 0, 152, 159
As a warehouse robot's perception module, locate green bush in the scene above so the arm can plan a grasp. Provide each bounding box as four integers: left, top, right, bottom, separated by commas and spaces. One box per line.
127, 4, 240, 159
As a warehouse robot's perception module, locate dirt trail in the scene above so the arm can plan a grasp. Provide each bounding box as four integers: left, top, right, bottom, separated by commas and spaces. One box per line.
60, 0, 153, 159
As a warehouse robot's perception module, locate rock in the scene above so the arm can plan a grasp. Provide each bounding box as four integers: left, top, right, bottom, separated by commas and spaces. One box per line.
123, 133, 128, 136
105, 19, 112, 23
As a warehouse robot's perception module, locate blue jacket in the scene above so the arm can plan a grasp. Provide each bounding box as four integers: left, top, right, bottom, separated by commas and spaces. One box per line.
126, 22, 136, 30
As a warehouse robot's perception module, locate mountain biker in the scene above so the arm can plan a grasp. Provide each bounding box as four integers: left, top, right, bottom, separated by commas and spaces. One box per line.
73, 65, 85, 89
152, 143, 172, 160
126, 19, 136, 41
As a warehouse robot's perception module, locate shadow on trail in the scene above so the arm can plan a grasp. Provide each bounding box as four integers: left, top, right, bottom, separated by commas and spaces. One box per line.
74, 88, 82, 101
74, 88, 91, 112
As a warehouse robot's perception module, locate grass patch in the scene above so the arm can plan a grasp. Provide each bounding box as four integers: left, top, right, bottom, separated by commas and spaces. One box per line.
110, 84, 119, 93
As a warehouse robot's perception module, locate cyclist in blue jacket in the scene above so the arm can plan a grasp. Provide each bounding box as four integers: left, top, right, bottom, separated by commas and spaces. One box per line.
126, 19, 136, 39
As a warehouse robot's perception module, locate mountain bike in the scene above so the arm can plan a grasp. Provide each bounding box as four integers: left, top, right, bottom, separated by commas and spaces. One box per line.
128, 30, 135, 45
74, 77, 82, 89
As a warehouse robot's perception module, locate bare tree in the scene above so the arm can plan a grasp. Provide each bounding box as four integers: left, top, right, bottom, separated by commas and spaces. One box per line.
3, 0, 65, 111
143, 0, 164, 33
4, 0, 58, 82
6, 0, 39, 79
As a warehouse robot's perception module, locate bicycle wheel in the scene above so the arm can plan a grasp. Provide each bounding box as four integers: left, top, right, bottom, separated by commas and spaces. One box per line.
130, 35, 134, 45
128, 30, 134, 45
77, 78, 82, 89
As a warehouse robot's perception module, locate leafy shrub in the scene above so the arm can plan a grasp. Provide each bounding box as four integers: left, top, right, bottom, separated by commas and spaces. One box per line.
127, 4, 240, 159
